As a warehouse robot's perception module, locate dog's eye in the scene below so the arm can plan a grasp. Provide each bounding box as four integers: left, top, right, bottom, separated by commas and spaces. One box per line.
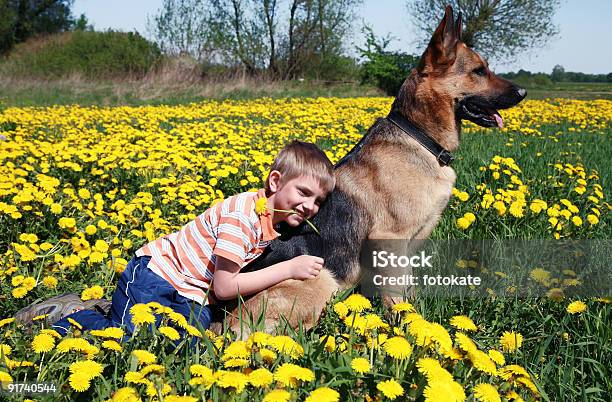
472, 66, 487, 77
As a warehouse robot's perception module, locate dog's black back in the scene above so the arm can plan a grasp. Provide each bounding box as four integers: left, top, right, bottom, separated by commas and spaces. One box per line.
243, 185, 369, 282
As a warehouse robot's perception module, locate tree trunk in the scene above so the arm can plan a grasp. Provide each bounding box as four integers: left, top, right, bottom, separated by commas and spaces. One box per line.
264, 0, 278, 77
230, 0, 256, 74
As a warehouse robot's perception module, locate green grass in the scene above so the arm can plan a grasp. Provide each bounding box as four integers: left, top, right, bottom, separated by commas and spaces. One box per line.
519, 82, 612, 100
0, 78, 384, 108
0, 78, 610, 108
0, 97, 609, 401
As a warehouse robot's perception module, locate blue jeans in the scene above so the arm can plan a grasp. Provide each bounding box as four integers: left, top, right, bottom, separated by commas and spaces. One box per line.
52, 255, 212, 338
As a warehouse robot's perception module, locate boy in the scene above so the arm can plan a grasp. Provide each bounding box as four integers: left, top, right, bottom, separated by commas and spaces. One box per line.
16, 141, 335, 337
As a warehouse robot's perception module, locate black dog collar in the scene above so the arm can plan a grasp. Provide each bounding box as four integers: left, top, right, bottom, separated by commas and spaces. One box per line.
386, 111, 454, 166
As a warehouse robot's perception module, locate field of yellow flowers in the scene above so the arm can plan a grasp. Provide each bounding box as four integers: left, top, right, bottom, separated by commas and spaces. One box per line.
0, 97, 610, 401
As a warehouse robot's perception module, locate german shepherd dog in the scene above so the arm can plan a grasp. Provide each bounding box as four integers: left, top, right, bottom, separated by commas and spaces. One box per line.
212, 6, 526, 336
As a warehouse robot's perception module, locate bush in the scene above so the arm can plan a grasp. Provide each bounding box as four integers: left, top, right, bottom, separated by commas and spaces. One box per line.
0, 30, 162, 79
300, 54, 361, 81
510, 73, 553, 89
358, 27, 419, 96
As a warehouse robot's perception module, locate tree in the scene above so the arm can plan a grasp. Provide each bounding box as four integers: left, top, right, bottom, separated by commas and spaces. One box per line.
146, 0, 222, 62
148, 0, 363, 79
406, 0, 560, 62
551, 64, 565, 82
0, 0, 75, 55
357, 25, 419, 95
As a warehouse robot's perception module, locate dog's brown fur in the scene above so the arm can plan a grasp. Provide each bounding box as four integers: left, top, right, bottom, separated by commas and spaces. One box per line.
214, 6, 526, 338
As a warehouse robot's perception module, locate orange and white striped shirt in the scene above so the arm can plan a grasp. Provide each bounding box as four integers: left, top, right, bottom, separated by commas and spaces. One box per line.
136, 189, 279, 305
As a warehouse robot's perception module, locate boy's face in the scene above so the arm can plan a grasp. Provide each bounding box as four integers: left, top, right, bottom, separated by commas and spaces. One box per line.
269, 173, 329, 226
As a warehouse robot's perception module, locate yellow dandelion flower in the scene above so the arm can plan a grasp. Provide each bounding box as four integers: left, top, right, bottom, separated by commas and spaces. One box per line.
269, 335, 304, 359
376, 379, 404, 400
391, 302, 415, 313
416, 358, 453, 382
109, 387, 140, 401
467, 350, 498, 375
498, 364, 530, 380
130, 304, 156, 326
566, 300, 587, 314
587, 214, 599, 225
69, 371, 91, 392
215, 370, 249, 393
102, 340, 123, 352
124, 371, 146, 384
383, 336, 412, 360
70, 360, 103, 379
67, 317, 83, 330
455, 332, 478, 353
423, 379, 465, 402
262, 389, 291, 402
0, 344, 12, 356
255, 197, 269, 215
248, 367, 273, 387
247, 331, 271, 347
190, 364, 213, 377
488, 350, 505, 366
81, 285, 104, 301
132, 350, 156, 365
333, 301, 349, 318
305, 387, 340, 402
159, 326, 180, 341
259, 348, 277, 363
222, 340, 251, 361
224, 358, 250, 368
473, 383, 501, 402
90, 327, 124, 339
456, 217, 472, 230
499, 331, 523, 352
165, 396, 198, 402
12, 286, 28, 298
344, 294, 371, 312
274, 363, 315, 387
516, 376, 539, 395
42, 276, 58, 288
32, 333, 55, 353
0, 370, 13, 383
184, 324, 202, 337
351, 357, 370, 374
140, 364, 165, 376
464, 212, 476, 223
449, 315, 477, 331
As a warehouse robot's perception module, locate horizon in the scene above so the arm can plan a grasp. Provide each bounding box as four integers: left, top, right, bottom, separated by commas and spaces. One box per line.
73, 0, 611, 75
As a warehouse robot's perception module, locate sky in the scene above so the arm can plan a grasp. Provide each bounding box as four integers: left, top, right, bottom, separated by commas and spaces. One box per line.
72, 0, 611, 74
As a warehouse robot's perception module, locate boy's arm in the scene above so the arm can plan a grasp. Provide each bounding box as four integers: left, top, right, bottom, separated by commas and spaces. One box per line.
212, 255, 323, 301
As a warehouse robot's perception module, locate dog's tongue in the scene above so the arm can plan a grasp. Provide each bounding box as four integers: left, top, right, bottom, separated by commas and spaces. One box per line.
493, 112, 503, 129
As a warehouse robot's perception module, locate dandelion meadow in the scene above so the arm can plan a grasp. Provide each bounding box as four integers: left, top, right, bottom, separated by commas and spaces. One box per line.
0, 97, 610, 401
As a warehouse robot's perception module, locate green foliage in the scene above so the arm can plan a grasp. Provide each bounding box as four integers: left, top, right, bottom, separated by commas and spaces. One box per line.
0, 30, 162, 79
550, 65, 612, 83
299, 53, 361, 81
358, 26, 419, 96
0, 0, 75, 55
148, 0, 363, 80
407, 0, 561, 63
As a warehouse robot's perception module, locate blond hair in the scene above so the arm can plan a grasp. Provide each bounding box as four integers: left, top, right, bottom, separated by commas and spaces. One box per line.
265, 140, 335, 194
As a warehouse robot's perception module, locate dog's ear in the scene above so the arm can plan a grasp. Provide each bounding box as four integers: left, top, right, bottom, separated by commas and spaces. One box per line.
455, 12, 462, 40
419, 5, 460, 72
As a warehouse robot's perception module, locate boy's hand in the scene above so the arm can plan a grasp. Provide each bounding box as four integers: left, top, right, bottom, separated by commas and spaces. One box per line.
289, 255, 324, 280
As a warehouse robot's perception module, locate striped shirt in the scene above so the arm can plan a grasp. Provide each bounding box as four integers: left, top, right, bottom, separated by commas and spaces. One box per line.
136, 189, 279, 305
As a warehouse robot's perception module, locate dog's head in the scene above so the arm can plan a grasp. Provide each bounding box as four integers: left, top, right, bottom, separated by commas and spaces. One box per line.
417, 6, 526, 129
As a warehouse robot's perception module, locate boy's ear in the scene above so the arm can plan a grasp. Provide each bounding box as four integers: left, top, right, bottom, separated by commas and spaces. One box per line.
267, 170, 282, 193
